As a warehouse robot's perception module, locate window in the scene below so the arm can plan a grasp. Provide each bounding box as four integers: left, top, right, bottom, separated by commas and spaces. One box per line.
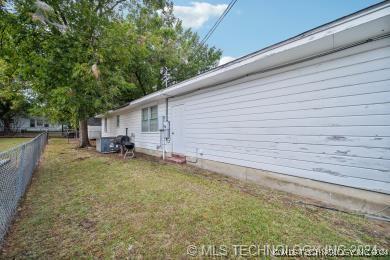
141, 108, 149, 132
150, 106, 158, 132
30, 119, 35, 128
104, 118, 107, 132
116, 115, 120, 127
141, 105, 158, 132
36, 119, 43, 127
44, 123, 49, 127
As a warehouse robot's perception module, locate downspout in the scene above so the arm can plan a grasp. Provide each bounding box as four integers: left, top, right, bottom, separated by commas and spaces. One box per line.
162, 96, 169, 160
165, 97, 169, 121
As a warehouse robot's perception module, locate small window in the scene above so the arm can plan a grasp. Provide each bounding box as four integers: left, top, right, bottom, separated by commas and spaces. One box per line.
30, 119, 35, 128
141, 108, 149, 132
104, 118, 107, 132
141, 105, 158, 132
44, 123, 49, 127
150, 106, 158, 132
36, 119, 43, 126
116, 115, 120, 127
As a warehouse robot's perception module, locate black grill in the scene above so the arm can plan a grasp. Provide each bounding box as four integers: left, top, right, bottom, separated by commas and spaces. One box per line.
123, 141, 134, 150
114, 135, 130, 145
112, 135, 135, 159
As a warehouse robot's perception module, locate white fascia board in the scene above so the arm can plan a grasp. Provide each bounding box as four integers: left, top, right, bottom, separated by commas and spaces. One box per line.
99, 2, 390, 117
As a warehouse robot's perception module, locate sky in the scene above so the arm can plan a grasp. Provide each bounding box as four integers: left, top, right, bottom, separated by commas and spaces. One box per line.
171, 0, 383, 65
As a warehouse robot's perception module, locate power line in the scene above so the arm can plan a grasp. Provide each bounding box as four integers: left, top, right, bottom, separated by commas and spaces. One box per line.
164, 0, 239, 86
200, 0, 238, 45
200, 0, 239, 46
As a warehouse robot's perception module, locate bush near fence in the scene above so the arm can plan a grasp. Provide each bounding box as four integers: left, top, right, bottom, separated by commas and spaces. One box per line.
0, 133, 48, 244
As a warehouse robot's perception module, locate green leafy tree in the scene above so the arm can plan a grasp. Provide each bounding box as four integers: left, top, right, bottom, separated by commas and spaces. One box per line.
5, 0, 221, 146
10, 0, 136, 146
0, 89, 30, 133
99, 2, 221, 99
0, 5, 31, 133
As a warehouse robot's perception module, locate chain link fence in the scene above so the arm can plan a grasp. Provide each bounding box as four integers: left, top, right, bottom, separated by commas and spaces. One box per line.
0, 133, 48, 244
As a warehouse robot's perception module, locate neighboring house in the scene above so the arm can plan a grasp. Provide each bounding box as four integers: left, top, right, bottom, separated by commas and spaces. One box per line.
19, 117, 63, 132
87, 117, 101, 140
98, 2, 390, 215
0, 116, 63, 133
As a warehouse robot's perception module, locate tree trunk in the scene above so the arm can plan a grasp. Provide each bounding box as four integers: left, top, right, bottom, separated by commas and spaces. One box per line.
79, 119, 90, 147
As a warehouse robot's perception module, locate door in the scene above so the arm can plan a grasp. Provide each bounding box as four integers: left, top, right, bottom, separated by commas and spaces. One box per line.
171, 104, 185, 154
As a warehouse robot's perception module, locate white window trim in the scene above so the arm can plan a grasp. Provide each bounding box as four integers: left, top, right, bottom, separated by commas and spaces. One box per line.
141, 105, 158, 133
36, 119, 43, 127
30, 119, 36, 128
116, 115, 120, 128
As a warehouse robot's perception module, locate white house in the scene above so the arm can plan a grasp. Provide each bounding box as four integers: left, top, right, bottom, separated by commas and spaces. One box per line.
98, 2, 390, 215
0, 116, 63, 133
87, 117, 101, 140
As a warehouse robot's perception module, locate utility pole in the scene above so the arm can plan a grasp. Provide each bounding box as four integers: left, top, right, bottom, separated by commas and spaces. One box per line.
162, 66, 170, 88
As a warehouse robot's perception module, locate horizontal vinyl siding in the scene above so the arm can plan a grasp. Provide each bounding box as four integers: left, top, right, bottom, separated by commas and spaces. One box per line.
15, 118, 62, 131
170, 38, 390, 194
102, 101, 165, 152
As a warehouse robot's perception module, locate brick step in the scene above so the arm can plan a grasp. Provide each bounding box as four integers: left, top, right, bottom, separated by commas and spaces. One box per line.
171, 153, 185, 158
165, 156, 186, 164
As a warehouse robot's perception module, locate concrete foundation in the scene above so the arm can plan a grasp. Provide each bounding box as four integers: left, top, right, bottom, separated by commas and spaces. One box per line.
186, 156, 390, 218
134, 147, 390, 217
135, 147, 162, 157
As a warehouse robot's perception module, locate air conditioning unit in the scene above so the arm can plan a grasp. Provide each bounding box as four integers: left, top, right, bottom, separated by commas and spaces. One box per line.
96, 137, 116, 153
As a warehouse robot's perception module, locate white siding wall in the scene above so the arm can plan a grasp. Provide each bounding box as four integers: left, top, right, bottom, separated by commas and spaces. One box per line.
14, 117, 62, 132
88, 126, 101, 139
102, 101, 166, 152
168, 38, 390, 194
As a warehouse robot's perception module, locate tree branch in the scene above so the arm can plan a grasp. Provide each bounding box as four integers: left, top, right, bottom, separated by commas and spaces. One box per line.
53, 5, 68, 26
134, 70, 147, 95
104, 0, 127, 14
0, 25, 7, 51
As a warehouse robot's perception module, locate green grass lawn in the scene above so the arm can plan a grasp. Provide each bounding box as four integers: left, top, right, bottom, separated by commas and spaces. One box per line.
0, 138, 31, 152
1, 139, 389, 258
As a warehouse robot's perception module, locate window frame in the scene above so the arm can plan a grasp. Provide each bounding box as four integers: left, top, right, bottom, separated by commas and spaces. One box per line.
116, 115, 120, 128
36, 119, 43, 127
149, 106, 158, 132
141, 108, 149, 132
141, 105, 158, 133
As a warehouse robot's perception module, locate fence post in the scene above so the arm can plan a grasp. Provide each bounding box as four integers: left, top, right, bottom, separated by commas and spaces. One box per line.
16, 144, 26, 199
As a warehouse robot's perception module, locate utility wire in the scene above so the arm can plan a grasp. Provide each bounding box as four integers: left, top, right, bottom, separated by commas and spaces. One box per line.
164, 0, 239, 86
200, 0, 239, 46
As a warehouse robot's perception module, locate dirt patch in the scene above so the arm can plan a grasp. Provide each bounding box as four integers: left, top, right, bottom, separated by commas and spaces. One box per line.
72, 156, 91, 162
79, 218, 97, 231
